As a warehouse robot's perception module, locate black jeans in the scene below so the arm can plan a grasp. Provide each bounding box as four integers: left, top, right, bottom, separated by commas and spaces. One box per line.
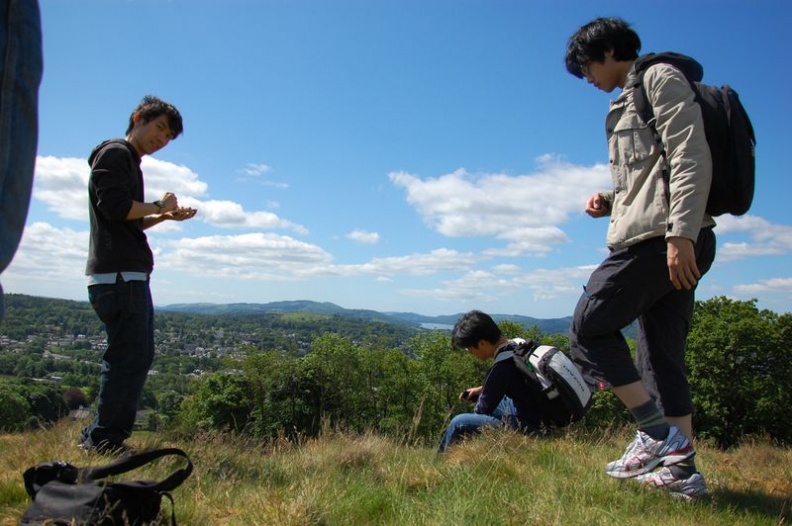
570, 228, 716, 416
81, 277, 155, 447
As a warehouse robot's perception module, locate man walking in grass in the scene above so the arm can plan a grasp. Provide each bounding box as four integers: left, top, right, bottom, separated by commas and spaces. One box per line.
564, 17, 716, 500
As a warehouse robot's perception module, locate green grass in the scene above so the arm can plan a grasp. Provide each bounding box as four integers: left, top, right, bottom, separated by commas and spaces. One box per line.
1, 421, 789, 525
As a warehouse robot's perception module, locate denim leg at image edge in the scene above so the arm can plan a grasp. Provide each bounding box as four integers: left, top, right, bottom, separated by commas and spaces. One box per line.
82, 280, 155, 446
0, 0, 43, 320
437, 398, 517, 453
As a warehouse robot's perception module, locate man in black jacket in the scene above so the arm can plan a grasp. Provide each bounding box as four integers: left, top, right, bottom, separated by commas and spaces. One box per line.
81, 95, 196, 454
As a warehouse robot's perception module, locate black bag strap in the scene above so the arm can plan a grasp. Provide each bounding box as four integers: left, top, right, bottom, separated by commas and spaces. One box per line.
81, 447, 193, 493
22, 461, 78, 498
632, 52, 704, 127
495, 339, 544, 388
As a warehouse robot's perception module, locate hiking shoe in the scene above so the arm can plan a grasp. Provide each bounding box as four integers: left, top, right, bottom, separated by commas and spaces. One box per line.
78, 440, 131, 457
605, 426, 694, 479
636, 467, 709, 501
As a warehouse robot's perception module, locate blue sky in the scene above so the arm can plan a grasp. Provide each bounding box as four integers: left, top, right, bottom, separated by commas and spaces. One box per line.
4, 0, 791, 318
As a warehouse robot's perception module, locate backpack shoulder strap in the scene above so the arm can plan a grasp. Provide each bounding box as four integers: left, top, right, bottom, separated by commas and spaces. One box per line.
494, 350, 513, 363
635, 52, 703, 82
632, 51, 704, 126
81, 447, 193, 493
495, 340, 544, 386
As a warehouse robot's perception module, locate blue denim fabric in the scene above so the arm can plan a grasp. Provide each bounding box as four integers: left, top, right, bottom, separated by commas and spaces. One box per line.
437, 397, 518, 453
0, 0, 42, 321
81, 278, 155, 449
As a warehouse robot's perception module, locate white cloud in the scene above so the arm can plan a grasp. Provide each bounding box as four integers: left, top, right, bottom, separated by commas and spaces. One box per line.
188, 199, 307, 233
492, 264, 521, 274
713, 215, 792, 262
401, 269, 501, 303
734, 277, 792, 295
346, 229, 381, 244
237, 163, 288, 188
33, 157, 90, 220
32, 155, 302, 233
241, 163, 272, 176
33, 155, 208, 222
400, 264, 595, 305
3, 222, 87, 283
157, 232, 333, 280
142, 157, 208, 198
388, 157, 610, 255
511, 265, 596, 301
346, 248, 474, 277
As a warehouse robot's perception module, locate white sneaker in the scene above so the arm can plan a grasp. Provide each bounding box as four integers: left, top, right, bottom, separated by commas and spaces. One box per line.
636, 467, 709, 501
605, 426, 694, 479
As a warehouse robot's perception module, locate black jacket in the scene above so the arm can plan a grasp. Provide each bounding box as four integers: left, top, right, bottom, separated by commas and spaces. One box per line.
85, 139, 153, 275
475, 342, 545, 432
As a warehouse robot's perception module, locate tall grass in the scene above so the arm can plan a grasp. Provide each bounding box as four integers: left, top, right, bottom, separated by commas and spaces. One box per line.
1, 420, 789, 525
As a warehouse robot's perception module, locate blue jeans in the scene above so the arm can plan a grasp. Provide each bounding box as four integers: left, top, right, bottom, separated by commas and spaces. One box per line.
0, 0, 42, 321
81, 278, 155, 448
437, 398, 518, 453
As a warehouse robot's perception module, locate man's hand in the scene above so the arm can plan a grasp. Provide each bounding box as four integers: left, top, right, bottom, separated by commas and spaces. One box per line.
165, 207, 197, 222
585, 193, 609, 218
667, 237, 700, 290
460, 386, 482, 403
157, 192, 178, 213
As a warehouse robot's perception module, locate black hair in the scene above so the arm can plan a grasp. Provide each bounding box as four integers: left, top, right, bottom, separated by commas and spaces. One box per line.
451, 310, 502, 349
564, 17, 641, 78
126, 95, 184, 138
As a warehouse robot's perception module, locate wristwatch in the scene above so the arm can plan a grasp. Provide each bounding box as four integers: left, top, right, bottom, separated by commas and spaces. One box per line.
153, 200, 164, 213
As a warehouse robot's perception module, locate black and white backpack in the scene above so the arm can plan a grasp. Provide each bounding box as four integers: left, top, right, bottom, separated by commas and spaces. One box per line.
496, 339, 592, 427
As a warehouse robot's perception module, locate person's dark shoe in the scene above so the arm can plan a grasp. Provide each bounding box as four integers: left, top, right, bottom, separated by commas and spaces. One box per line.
78, 439, 132, 457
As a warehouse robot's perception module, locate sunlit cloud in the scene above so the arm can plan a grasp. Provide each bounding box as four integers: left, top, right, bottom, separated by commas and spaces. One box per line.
734, 277, 792, 295
158, 232, 333, 280
33, 155, 208, 222
32, 155, 300, 232
346, 248, 474, 277
186, 199, 307, 233
400, 264, 596, 305
238, 163, 288, 188
241, 163, 272, 176
2, 222, 87, 282
346, 229, 381, 244
714, 215, 792, 261
389, 156, 610, 255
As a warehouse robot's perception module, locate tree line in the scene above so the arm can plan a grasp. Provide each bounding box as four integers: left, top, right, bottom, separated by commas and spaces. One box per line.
1, 296, 790, 449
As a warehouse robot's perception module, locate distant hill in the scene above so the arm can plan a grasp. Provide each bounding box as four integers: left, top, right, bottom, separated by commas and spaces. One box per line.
1, 294, 620, 338
161, 299, 575, 335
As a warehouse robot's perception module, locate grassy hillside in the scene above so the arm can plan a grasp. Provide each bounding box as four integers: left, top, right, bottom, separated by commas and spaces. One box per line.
1, 421, 789, 525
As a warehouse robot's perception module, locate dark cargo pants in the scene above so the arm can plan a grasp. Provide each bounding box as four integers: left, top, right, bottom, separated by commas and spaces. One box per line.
570, 228, 715, 416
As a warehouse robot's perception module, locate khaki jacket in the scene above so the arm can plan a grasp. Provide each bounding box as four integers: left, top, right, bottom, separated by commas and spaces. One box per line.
601, 62, 715, 251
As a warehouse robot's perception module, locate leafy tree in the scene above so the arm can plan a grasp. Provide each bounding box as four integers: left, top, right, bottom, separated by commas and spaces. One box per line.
687, 297, 792, 447
0, 381, 30, 431
178, 372, 254, 433
25, 381, 69, 423
368, 348, 427, 438
63, 387, 88, 410
156, 389, 186, 421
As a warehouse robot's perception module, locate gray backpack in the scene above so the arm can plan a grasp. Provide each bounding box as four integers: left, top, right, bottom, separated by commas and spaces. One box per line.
496, 339, 592, 427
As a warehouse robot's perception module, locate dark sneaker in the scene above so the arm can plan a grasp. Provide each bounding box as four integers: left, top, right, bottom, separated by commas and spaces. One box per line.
78, 440, 131, 457
636, 467, 709, 501
605, 426, 694, 479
